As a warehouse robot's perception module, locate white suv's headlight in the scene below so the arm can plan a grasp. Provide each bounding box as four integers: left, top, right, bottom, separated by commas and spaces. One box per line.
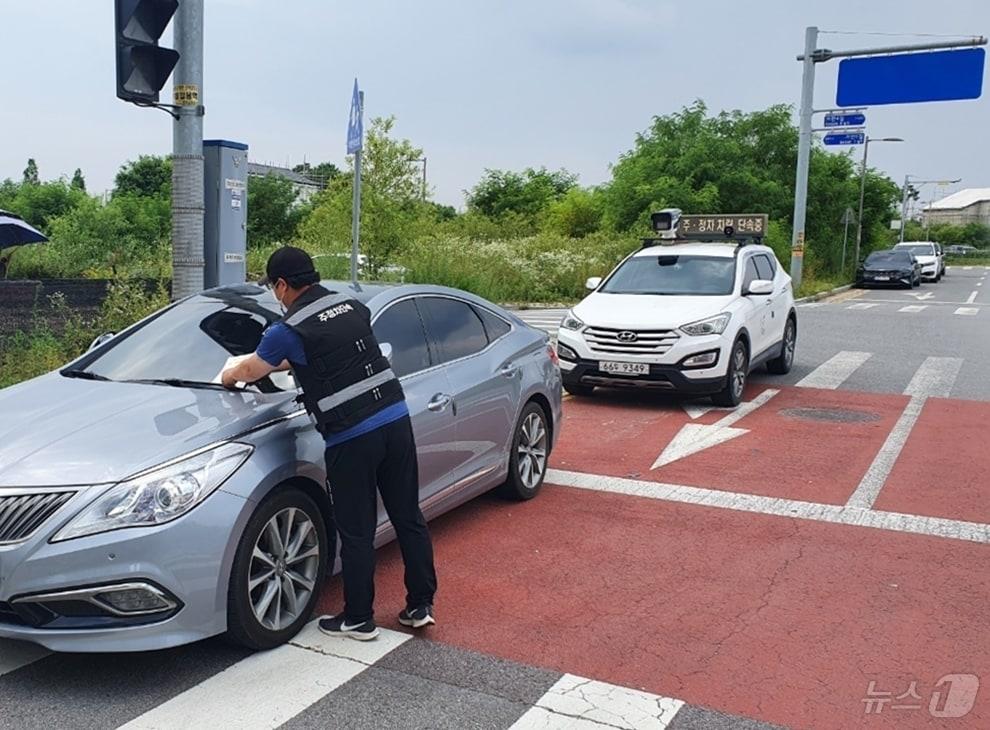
680, 313, 731, 337
52, 442, 253, 542
560, 311, 585, 331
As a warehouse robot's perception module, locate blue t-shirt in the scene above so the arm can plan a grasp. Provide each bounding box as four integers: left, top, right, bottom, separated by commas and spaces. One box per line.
257, 323, 408, 448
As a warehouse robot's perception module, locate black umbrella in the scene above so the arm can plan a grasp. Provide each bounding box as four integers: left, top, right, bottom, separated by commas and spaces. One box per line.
0, 209, 48, 250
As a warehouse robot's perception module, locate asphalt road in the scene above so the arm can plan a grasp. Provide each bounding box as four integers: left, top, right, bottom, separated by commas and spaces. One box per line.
1, 266, 987, 729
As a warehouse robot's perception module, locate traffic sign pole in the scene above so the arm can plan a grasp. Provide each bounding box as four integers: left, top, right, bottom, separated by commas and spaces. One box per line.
789, 26, 818, 293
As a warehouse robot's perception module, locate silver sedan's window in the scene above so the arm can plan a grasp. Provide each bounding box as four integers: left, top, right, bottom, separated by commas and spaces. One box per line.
372, 299, 432, 378
420, 297, 488, 363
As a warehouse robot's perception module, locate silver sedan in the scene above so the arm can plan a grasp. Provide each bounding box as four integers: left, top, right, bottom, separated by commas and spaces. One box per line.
0, 282, 561, 652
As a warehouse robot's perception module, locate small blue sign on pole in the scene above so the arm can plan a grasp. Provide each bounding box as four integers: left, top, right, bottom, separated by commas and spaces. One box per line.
824, 112, 867, 127
823, 131, 866, 146
837, 48, 985, 106
346, 79, 363, 154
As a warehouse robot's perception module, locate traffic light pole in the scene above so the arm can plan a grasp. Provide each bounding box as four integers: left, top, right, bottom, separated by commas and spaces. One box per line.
789, 26, 818, 293
171, 0, 205, 300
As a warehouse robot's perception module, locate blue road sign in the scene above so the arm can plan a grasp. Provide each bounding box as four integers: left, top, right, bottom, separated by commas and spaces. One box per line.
823, 131, 866, 146
837, 48, 985, 107
824, 112, 866, 127
346, 79, 363, 154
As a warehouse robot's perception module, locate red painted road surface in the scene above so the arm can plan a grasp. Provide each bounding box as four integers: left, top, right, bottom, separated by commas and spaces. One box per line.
317, 385, 989, 729
875, 397, 990, 525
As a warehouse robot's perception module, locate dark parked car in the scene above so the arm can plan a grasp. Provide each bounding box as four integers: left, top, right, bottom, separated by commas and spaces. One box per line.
856, 250, 921, 288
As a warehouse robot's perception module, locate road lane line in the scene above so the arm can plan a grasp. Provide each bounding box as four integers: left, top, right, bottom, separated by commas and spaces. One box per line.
512, 674, 684, 729
119, 623, 410, 730
898, 305, 927, 313
846, 357, 963, 509
795, 351, 872, 389
0, 639, 49, 677
968, 291, 979, 303
545, 470, 989, 544
955, 307, 979, 316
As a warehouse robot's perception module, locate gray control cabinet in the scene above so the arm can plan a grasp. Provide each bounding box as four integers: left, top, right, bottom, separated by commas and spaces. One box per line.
203, 139, 249, 288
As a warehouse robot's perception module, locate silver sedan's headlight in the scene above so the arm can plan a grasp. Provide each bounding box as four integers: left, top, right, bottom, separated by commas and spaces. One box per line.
679, 313, 731, 336
52, 442, 253, 542
560, 310, 585, 331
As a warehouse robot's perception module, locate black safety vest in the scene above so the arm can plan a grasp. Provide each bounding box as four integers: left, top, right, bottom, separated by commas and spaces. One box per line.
279, 284, 404, 436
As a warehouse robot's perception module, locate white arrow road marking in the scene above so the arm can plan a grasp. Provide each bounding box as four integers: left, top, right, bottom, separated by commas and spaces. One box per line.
652, 389, 779, 469
909, 291, 934, 300
681, 402, 735, 419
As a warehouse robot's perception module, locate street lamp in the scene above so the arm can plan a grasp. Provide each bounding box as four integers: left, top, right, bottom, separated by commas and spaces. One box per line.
855, 136, 904, 267
899, 175, 962, 241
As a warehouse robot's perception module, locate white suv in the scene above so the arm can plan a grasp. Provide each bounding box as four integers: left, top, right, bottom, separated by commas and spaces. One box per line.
556, 241, 796, 406
894, 241, 942, 281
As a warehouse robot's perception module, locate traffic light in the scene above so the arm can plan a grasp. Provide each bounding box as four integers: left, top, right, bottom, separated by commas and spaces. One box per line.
115, 0, 180, 104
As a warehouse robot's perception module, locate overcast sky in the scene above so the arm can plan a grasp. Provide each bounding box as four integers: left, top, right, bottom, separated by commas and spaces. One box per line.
2, 1, 986, 208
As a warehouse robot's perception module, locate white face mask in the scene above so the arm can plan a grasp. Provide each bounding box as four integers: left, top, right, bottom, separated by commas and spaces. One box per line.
273, 282, 287, 314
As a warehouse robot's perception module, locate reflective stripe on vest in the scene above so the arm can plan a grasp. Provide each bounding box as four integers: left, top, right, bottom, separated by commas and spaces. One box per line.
316, 367, 397, 412
284, 293, 350, 327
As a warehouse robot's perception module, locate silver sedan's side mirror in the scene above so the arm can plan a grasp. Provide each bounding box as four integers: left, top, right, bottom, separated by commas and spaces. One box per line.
380, 342, 393, 364
88, 332, 116, 351
585, 276, 602, 291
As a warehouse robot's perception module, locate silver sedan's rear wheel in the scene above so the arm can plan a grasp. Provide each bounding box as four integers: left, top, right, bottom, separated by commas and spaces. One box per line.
500, 402, 550, 501
227, 489, 328, 650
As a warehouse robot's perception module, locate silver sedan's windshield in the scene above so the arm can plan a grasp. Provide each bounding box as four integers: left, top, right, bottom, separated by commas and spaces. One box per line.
601, 255, 736, 295
76, 294, 282, 386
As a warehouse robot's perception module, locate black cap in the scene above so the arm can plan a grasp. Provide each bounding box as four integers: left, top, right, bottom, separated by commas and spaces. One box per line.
261, 246, 317, 286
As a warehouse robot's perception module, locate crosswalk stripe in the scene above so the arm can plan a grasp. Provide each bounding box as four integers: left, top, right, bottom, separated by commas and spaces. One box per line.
795, 351, 872, 390
955, 307, 979, 316
119, 623, 410, 730
846, 302, 880, 310
904, 357, 964, 399
898, 305, 927, 313
0, 640, 49, 677
510, 673, 684, 729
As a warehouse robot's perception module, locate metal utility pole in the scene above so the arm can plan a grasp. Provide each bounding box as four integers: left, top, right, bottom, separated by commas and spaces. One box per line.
855, 137, 903, 266
350, 90, 364, 283
171, 0, 205, 300
841, 207, 854, 272
789, 26, 818, 291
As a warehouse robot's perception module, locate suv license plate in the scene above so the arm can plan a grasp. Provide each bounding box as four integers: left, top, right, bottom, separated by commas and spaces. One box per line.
600, 361, 649, 376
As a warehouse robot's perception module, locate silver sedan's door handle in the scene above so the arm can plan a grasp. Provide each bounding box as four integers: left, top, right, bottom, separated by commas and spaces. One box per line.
500, 365, 519, 378
427, 393, 453, 412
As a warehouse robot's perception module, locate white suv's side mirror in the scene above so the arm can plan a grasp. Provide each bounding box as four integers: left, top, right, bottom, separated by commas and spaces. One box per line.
585, 276, 602, 291
745, 279, 774, 296
380, 342, 394, 364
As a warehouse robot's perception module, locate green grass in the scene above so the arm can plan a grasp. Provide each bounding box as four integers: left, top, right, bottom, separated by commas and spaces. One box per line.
947, 256, 990, 267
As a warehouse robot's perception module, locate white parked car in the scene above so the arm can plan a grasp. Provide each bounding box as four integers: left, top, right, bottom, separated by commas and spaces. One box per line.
894, 242, 942, 281
556, 240, 796, 406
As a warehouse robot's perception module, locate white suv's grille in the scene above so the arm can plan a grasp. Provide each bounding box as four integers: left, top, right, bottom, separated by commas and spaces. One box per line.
583, 326, 680, 355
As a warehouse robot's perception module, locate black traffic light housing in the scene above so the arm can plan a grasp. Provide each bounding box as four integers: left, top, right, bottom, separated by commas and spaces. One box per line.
115, 0, 180, 104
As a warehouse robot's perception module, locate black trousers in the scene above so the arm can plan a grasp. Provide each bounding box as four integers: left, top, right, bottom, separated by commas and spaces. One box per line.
324, 415, 437, 623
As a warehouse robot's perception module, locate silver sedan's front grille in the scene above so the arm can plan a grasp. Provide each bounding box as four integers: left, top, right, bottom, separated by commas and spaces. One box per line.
0, 491, 76, 544
583, 326, 680, 355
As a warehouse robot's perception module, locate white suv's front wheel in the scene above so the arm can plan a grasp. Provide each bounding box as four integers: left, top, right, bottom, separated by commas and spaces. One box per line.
711, 339, 748, 407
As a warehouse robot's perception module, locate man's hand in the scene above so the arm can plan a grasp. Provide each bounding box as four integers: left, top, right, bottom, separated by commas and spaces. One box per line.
221, 354, 279, 390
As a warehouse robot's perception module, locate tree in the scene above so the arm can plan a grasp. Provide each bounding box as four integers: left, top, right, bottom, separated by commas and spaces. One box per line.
542, 187, 604, 237
0, 180, 87, 233
247, 173, 304, 247
295, 116, 432, 273
22, 159, 39, 185
466, 168, 577, 220
71, 168, 86, 192
114, 156, 172, 198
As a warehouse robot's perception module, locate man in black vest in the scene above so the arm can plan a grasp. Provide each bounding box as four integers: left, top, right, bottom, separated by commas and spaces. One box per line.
221, 246, 437, 640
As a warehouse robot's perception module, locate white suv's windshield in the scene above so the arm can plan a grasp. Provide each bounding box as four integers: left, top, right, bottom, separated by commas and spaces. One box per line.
601, 255, 736, 295
897, 244, 935, 256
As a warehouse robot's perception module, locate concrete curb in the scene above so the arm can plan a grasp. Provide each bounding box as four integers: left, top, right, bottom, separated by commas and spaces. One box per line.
795, 283, 853, 304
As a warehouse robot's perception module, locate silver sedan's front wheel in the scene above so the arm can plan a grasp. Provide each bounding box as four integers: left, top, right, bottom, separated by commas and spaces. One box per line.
227, 489, 328, 650
249, 507, 320, 631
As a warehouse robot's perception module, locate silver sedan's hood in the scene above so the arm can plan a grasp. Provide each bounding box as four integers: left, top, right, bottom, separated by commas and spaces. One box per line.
0, 374, 300, 487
